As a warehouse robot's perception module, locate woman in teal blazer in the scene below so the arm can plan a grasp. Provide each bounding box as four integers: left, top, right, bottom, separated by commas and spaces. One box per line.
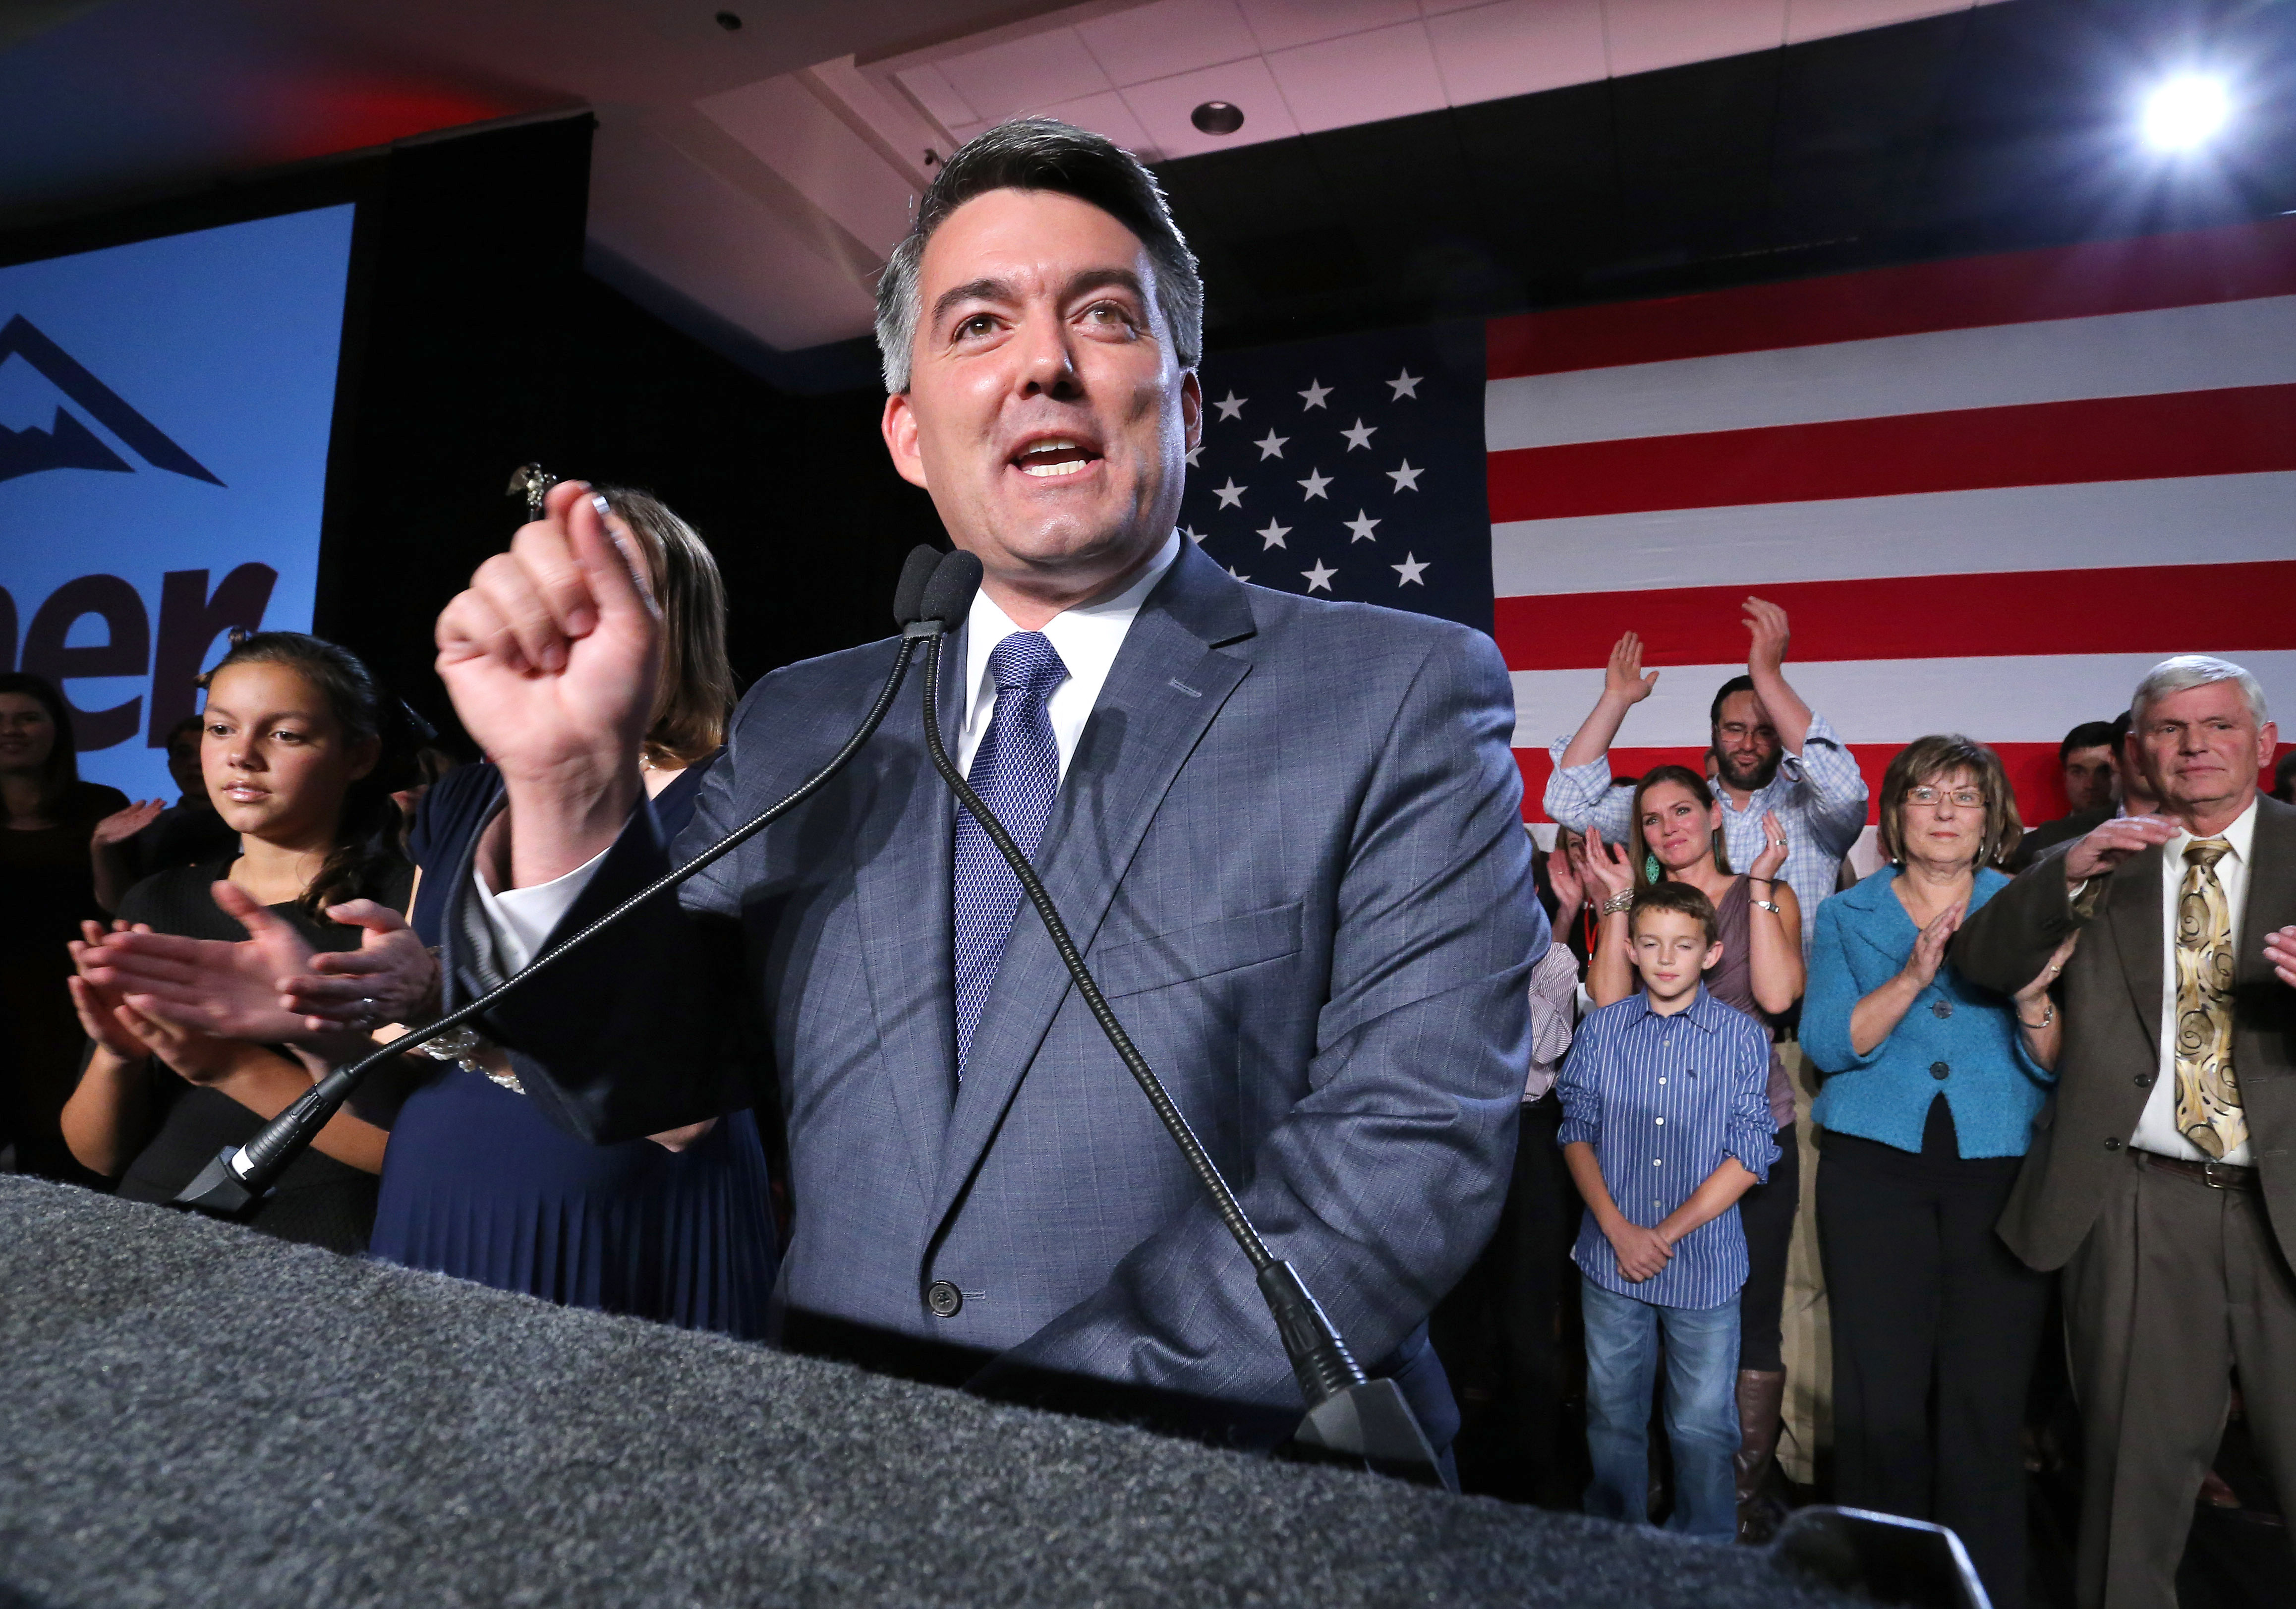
1804, 735, 2066, 1609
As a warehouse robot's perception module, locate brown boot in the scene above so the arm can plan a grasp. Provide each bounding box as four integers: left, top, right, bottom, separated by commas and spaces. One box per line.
1733, 1369, 1786, 1543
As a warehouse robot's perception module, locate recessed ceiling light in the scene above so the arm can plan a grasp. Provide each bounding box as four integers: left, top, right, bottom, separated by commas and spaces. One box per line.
2141, 73, 2230, 151
1191, 101, 1245, 136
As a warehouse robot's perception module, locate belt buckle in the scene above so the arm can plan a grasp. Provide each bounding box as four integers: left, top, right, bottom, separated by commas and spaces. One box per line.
2202, 1160, 2235, 1190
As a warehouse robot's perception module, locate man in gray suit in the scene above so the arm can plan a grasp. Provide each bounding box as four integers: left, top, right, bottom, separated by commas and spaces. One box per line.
428, 119, 1542, 1444
1955, 656, 2296, 1609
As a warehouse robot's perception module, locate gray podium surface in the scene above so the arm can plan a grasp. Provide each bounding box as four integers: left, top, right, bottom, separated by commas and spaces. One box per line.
0, 1177, 1854, 1608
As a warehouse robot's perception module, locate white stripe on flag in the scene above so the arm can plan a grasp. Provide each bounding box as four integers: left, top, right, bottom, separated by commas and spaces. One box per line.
1484, 295, 2296, 452
1489, 472, 2295, 599
1509, 650, 2296, 748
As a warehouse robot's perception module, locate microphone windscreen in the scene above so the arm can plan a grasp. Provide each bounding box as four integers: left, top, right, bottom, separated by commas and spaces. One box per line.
892, 545, 943, 626
919, 549, 984, 629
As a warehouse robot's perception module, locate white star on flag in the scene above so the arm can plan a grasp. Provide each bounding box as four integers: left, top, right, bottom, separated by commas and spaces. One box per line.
1298, 379, 1332, 410
1214, 391, 1247, 420
1253, 429, 1288, 460
1228, 566, 1250, 581
1344, 510, 1380, 543
1391, 552, 1429, 586
1214, 478, 1246, 508
1296, 468, 1331, 501
1301, 558, 1337, 593
1185, 443, 1204, 466
1385, 460, 1424, 492
1182, 525, 1205, 543
1257, 518, 1291, 549
1339, 419, 1377, 451
1386, 368, 1421, 401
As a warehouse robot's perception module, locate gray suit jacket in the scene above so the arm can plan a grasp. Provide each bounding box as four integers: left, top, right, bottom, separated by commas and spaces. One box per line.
1952, 795, 2296, 1271
446, 541, 1543, 1441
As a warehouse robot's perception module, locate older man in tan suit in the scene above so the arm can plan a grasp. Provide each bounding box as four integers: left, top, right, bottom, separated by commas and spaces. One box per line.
1955, 655, 2296, 1609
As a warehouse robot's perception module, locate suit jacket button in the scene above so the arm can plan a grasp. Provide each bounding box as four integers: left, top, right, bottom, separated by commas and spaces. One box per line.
1931, 999, 1953, 1019
2135, 1073, 2156, 1089
2104, 1137, 2124, 1151
1930, 1061, 1950, 1080
926, 1280, 963, 1318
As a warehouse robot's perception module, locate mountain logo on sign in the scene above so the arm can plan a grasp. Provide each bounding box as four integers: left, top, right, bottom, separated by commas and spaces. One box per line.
0, 314, 224, 487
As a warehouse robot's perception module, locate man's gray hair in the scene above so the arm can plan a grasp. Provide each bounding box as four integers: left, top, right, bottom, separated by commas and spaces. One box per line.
2130, 654, 2271, 727
873, 117, 1203, 394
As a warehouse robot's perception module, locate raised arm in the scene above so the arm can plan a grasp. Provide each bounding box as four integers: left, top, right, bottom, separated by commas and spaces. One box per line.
1745, 814, 1806, 1014
434, 479, 660, 892
1744, 599, 1867, 856
1557, 632, 1660, 770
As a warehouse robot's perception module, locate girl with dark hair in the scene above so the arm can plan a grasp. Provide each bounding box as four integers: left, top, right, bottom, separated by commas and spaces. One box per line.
1581, 763, 1804, 1539
60, 633, 415, 1250
0, 672, 128, 1182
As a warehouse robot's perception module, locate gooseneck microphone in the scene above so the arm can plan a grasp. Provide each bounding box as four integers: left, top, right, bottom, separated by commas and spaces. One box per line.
173, 545, 953, 1216
912, 550, 1450, 1491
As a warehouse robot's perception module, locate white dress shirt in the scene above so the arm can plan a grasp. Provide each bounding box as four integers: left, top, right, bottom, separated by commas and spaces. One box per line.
954, 530, 1178, 780
2130, 799, 2257, 1165
476, 532, 1183, 972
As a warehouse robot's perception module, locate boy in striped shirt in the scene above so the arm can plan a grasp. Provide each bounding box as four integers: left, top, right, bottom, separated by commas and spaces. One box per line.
1558, 881, 1778, 1538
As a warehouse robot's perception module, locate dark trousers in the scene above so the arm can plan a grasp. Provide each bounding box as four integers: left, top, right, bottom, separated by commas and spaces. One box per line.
1434, 1092, 1584, 1504
2065, 1149, 2296, 1609
1818, 1105, 2049, 1609
1738, 1120, 1798, 1374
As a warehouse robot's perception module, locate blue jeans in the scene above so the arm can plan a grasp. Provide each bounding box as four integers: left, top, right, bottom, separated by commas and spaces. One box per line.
1580, 1275, 1741, 1538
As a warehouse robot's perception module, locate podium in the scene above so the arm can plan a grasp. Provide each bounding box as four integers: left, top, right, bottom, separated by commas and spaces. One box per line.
0, 1177, 1864, 1607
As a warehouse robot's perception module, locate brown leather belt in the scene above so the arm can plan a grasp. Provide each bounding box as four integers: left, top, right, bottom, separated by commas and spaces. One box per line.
2135, 1149, 2257, 1190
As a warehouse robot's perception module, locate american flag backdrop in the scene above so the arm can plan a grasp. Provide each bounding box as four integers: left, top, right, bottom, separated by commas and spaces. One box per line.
1188, 216, 2296, 828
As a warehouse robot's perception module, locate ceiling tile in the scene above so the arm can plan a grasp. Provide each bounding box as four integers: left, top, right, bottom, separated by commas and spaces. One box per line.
1120, 55, 1300, 159
896, 62, 978, 129
696, 75, 916, 253
1427, 0, 1609, 106
1074, 0, 1261, 88
1785, 0, 1968, 45
934, 26, 1111, 125
1038, 87, 1158, 156
1266, 20, 1447, 134
1238, 0, 1423, 55
1603, 0, 1788, 78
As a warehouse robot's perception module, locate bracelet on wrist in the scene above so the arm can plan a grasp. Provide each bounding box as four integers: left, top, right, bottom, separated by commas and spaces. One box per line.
2018, 998, 2055, 1031
1599, 891, 1635, 916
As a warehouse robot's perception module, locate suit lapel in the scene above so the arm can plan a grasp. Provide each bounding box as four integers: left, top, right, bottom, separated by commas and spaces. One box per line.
929, 544, 1259, 1223
2238, 798, 2296, 992
2104, 842, 2166, 1055
849, 629, 966, 1198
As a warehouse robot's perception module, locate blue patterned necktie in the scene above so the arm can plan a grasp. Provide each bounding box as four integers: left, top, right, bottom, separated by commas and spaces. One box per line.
952, 630, 1070, 1073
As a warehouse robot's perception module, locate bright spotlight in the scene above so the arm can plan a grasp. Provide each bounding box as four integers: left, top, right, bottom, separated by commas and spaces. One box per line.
2141, 74, 2231, 151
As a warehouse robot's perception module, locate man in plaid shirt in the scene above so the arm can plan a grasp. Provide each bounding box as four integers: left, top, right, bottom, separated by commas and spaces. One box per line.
1544, 598, 1869, 949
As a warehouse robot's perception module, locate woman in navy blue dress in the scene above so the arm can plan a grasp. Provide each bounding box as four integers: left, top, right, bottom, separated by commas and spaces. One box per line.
366, 488, 777, 1335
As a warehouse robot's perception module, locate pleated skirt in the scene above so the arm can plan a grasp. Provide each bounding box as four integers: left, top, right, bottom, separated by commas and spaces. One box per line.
370, 1067, 778, 1339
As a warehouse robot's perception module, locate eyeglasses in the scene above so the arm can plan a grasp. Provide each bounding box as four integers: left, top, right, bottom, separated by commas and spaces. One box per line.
1905, 786, 1986, 809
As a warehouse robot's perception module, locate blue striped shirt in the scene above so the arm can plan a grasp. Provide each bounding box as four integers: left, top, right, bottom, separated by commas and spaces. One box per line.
1557, 987, 1779, 1309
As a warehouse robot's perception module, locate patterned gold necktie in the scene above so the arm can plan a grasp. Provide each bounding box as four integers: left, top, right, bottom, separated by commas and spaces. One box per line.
2173, 838, 2243, 1158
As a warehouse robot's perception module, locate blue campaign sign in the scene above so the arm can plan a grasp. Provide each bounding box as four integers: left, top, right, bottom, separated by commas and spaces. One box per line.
0, 203, 355, 802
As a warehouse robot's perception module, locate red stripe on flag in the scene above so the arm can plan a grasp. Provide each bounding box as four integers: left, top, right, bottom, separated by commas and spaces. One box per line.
1514, 744, 2296, 829
1487, 217, 2296, 380
1492, 562, 2296, 670
1485, 385, 2296, 523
